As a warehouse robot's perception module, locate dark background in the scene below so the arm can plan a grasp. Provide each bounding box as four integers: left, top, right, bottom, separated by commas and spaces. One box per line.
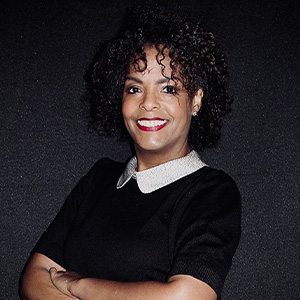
1, 0, 299, 299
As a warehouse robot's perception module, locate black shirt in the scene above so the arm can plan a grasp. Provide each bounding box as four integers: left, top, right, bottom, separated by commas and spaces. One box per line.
34, 158, 241, 296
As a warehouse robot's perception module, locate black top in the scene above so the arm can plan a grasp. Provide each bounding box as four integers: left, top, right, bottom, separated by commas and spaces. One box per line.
34, 158, 241, 296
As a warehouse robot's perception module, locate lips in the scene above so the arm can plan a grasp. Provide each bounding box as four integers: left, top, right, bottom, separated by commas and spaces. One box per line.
137, 118, 168, 131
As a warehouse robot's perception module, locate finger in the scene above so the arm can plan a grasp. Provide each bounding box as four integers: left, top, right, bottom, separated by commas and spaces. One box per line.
49, 267, 57, 278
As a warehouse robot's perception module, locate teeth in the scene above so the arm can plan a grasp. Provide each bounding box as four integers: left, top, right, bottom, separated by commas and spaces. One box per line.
137, 120, 167, 127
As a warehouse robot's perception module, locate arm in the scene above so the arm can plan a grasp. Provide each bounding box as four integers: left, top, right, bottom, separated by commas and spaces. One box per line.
21, 253, 78, 300
22, 253, 216, 300
50, 269, 217, 300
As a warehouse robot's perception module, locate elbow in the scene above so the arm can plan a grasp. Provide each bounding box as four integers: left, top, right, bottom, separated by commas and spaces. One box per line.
20, 277, 29, 300
20, 288, 28, 300
20, 262, 40, 300
20, 270, 33, 300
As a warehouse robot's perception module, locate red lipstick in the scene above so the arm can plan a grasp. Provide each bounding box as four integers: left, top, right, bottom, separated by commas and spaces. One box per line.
136, 118, 167, 132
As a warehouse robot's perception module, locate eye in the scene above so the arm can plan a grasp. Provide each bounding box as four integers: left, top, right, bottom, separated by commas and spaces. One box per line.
126, 86, 141, 94
162, 85, 177, 94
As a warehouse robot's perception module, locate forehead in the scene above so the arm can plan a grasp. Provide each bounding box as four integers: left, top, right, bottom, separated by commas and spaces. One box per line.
128, 46, 172, 75
145, 46, 171, 63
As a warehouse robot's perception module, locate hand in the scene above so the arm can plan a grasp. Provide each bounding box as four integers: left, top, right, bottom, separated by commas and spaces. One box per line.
49, 267, 83, 299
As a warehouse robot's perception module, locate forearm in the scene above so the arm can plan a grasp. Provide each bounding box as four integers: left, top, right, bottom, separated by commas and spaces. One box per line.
21, 266, 75, 300
21, 254, 75, 300
71, 275, 216, 300
73, 278, 175, 300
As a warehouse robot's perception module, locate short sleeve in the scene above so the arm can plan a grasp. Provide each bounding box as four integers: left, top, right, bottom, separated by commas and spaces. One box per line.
168, 170, 241, 296
33, 159, 112, 266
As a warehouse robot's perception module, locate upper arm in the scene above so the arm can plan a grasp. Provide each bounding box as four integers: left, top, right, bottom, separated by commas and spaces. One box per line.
169, 171, 241, 297
32, 160, 110, 266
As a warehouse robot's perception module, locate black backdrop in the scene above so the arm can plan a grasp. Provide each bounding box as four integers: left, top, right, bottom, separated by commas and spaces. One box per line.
1, 0, 299, 299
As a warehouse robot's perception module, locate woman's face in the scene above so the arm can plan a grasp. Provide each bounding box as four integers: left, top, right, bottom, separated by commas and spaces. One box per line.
122, 46, 202, 161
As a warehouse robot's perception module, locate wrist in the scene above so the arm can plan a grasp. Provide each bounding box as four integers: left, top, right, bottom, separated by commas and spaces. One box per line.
71, 277, 108, 299
69, 276, 85, 298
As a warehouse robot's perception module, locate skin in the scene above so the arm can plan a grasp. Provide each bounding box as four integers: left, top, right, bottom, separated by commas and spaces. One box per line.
21, 253, 77, 300
122, 46, 203, 171
21, 46, 217, 300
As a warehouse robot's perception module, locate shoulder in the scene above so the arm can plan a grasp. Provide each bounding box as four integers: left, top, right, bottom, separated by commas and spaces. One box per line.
203, 166, 240, 198
87, 158, 125, 179
186, 166, 240, 195
77, 158, 126, 191
92, 157, 125, 170
180, 166, 241, 215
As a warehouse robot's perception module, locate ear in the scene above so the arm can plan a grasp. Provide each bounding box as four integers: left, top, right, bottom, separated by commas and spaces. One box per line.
192, 89, 203, 114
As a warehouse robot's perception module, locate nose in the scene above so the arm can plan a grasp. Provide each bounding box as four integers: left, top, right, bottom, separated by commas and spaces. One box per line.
139, 91, 160, 111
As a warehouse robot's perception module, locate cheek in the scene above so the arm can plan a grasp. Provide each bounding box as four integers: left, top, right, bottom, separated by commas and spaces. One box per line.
121, 98, 131, 120
121, 99, 138, 132
167, 101, 192, 121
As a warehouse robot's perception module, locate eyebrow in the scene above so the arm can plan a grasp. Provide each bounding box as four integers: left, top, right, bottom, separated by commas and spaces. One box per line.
125, 76, 171, 85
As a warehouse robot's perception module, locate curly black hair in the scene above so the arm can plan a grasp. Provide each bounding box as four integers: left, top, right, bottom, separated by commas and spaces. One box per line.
85, 6, 232, 149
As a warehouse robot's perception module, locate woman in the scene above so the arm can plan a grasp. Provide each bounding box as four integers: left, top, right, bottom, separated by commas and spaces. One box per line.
21, 6, 241, 300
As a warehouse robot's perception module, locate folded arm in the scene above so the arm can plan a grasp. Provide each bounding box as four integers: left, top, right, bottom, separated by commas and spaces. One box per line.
21, 253, 78, 300
22, 253, 217, 300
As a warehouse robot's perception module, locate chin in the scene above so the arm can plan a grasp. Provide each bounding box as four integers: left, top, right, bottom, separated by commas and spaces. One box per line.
137, 145, 164, 152
135, 142, 167, 153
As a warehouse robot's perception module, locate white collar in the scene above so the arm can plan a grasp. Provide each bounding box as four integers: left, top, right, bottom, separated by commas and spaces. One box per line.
116, 150, 207, 194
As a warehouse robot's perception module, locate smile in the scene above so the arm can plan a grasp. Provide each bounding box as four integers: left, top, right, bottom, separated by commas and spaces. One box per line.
137, 119, 168, 131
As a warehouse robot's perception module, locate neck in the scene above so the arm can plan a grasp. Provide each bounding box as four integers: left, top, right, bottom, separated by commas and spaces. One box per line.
135, 144, 191, 171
